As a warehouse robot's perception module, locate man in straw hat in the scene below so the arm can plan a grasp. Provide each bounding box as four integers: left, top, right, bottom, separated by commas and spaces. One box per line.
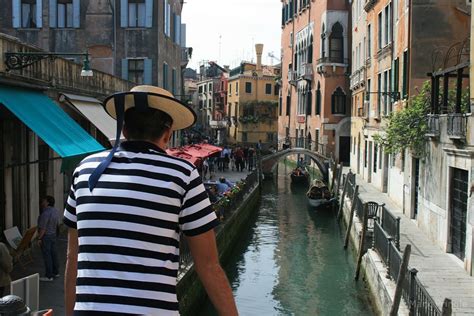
63, 86, 237, 315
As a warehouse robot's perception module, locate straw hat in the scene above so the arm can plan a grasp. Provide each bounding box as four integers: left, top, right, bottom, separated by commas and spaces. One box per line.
103, 85, 196, 131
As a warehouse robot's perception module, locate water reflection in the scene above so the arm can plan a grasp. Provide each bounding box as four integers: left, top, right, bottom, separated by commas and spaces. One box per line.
198, 165, 373, 316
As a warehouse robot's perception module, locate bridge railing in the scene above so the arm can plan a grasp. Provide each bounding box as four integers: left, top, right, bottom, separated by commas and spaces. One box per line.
278, 137, 328, 158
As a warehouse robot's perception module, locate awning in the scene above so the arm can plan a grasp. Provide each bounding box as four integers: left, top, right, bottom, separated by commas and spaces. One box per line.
166, 143, 222, 166
60, 93, 122, 142
0, 86, 104, 158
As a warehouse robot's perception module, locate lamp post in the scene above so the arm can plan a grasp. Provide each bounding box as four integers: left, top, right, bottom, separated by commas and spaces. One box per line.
4, 51, 93, 77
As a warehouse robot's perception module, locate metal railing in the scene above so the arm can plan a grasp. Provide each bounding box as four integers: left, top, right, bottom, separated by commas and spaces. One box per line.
403, 269, 443, 316
387, 241, 402, 281
278, 137, 328, 158
354, 195, 365, 221
300, 63, 313, 79
425, 114, 440, 138
381, 205, 401, 250
179, 170, 259, 270
373, 221, 392, 266
350, 67, 366, 89
447, 113, 466, 139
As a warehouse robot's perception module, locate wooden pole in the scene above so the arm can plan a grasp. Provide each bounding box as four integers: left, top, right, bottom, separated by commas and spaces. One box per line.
337, 172, 350, 220
335, 164, 343, 196
355, 203, 369, 281
390, 244, 412, 316
344, 185, 359, 249
330, 161, 337, 193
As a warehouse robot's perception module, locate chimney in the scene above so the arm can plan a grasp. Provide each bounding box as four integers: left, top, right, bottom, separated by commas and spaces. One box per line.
255, 43, 264, 75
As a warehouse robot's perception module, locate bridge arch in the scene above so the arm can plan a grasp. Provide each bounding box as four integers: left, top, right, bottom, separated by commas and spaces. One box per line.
261, 148, 329, 182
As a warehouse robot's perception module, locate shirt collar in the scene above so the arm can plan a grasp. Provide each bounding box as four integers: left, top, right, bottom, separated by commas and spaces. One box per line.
119, 140, 167, 154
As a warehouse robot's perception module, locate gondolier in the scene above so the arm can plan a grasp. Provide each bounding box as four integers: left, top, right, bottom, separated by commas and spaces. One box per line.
63, 85, 237, 315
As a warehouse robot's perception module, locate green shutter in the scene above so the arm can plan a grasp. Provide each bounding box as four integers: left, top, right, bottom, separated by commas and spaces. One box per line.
73, 0, 80, 28
12, 0, 20, 28
36, 0, 43, 28
120, 0, 128, 27
49, 0, 57, 27
122, 59, 129, 80
145, 0, 153, 27
144, 59, 152, 84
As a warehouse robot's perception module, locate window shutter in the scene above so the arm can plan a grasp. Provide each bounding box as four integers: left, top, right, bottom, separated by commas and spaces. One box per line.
122, 59, 129, 80
12, 0, 20, 28
120, 0, 128, 27
180, 23, 186, 46
145, 0, 153, 27
73, 0, 80, 28
36, 0, 43, 28
167, 3, 171, 36
49, 0, 57, 27
144, 58, 152, 84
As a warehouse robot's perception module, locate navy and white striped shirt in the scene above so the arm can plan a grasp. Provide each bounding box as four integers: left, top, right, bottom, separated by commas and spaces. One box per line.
63, 141, 219, 315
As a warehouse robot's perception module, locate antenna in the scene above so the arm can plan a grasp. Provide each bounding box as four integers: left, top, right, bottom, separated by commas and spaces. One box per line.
218, 34, 222, 63
268, 51, 277, 65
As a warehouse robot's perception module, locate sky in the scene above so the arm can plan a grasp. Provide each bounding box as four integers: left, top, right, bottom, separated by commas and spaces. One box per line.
182, 0, 282, 71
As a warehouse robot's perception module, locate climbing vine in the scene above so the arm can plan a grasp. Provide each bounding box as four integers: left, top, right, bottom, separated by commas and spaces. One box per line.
373, 81, 431, 158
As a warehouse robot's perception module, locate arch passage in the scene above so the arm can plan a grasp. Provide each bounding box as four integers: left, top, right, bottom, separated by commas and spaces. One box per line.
261, 149, 329, 182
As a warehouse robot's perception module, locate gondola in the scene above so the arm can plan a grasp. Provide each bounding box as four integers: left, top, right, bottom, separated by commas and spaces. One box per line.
290, 168, 309, 184
306, 179, 334, 208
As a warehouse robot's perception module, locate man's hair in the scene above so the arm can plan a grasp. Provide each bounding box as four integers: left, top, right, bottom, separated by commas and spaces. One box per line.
44, 195, 55, 207
124, 107, 173, 141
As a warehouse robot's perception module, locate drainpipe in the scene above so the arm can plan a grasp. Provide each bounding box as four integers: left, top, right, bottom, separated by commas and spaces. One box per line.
108, 0, 117, 76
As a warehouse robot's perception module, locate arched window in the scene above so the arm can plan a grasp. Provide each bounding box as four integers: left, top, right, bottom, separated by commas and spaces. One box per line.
331, 87, 346, 114
306, 86, 312, 116
330, 22, 344, 63
316, 82, 321, 115
308, 35, 313, 63
321, 24, 326, 58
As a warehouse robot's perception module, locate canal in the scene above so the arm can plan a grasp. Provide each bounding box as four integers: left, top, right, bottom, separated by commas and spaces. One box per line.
199, 164, 374, 315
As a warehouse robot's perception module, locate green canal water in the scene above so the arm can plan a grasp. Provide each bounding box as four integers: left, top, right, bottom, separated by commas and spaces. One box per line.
199, 166, 374, 316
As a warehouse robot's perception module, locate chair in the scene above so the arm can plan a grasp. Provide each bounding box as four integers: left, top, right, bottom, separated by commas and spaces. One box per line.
3, 226, 37, 267
366, 202, 385, 229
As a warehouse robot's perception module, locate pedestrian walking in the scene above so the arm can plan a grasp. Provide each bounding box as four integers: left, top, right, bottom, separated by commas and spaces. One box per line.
63, 85, 237, 316
248, 146, 255, 171
0, 242, 12, 297
37, 195, 60, 282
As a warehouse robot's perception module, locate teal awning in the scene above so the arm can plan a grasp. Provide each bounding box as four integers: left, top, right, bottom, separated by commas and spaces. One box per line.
0, 86, 104, 157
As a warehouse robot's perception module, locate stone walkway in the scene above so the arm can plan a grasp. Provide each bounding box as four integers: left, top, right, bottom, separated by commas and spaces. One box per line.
344, 169, 474, 315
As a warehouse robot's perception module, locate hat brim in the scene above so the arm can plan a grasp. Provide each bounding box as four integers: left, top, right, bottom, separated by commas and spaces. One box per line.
103, 92, 196, 131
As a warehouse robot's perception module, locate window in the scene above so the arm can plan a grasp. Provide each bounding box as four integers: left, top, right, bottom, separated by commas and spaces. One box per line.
19, 0, 39, 28
402, 50, 409, 98
242, 132, 248, 142
279, 96, 283, 116
377, 73, 382, 116
121, 0, 152, 28
393, 58, 399, 95
171, 68, 176, 95
331, 87, 346, 114
329, 23, 344, 62
366, 78, 371, 104
367, 24, 372, 58
378, 12, 382, 50
267, 133, 275, 143
236, 82, 239, 95
306, 91, 312, 116
198, 86, 203, 93
286, 94, 291, 116
364, 140, 368, 168
228, 83, 232, 96
383, 70, 388, 115
245, 82, 252, 93
265, 83, 272, 95
128, 59, 144, 84
57, 0, 73, 28
373, 144, 378, 173
316, 83, 321, 115
163, 63, 169, 90
274, 83, 280, 96
321, 24, 326, 58
163, 0, 171, 35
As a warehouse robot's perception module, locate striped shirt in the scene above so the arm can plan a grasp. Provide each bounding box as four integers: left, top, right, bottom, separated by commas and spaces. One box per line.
63, 141, 219, 315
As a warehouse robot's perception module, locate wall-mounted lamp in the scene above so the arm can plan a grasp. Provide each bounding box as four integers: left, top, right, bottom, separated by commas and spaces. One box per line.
5, 51, 93, 77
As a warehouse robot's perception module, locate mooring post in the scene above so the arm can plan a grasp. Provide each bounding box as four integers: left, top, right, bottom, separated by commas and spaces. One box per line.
390, 244, 412, 316
330, 161, 337, 193
335, 164, 343, 197
337, 172, 351, 220
344, 185, 359, 249
355, 203, 369, 281
442, 298, 452, 316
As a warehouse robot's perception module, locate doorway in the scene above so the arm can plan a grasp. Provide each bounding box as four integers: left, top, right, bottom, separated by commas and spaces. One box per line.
339, 136, 350, 166
412, 158, 420, 219
449, 168, 468, 260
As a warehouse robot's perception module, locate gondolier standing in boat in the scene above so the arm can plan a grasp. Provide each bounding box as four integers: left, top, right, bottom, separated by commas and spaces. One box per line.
297, 157, 306, 169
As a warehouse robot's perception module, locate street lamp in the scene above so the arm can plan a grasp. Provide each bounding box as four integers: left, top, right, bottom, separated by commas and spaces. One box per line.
5, 51, 93, 77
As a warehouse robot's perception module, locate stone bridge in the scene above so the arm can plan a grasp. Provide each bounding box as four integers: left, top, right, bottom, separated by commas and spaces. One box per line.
260, 148, 330, 182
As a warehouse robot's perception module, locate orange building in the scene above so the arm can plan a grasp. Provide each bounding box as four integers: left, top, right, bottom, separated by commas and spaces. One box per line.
279, 0, 351, 164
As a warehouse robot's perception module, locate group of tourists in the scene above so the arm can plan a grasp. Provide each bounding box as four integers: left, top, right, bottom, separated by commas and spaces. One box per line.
218, 145, 257, 172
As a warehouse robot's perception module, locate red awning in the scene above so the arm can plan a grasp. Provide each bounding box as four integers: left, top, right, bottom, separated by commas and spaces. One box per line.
166, 143, 222, 166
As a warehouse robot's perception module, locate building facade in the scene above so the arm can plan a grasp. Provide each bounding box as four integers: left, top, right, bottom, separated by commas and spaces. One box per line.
349, 0, 473, 274
227, 44, 280, 146
279, 0, 351, 164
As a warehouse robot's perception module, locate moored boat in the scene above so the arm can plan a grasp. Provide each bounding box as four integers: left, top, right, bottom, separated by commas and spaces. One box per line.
306, 180, 333, 208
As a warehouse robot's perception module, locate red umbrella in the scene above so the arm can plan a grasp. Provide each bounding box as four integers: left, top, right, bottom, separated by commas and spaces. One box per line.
166, 143, 222, 166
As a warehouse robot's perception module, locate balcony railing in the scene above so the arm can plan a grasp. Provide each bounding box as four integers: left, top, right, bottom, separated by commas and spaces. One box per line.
288, 70, 298, 85
425, 114, 440, 138
350, 67, 365, 90
316, 57, 350, 66
209, 120, 228, 129
300, 63, 313, 80
447, 113, 466, 140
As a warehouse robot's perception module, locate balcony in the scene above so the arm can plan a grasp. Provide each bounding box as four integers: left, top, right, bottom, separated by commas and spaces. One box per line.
288, 70, 298, 86
209, 120, 228, 129
316, 57, 350, 74
447, 113, 467, 140
299, 63, 313, 81
350, 67, 365, 90
181, 47, 192, 67
425, 114, 440, 138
